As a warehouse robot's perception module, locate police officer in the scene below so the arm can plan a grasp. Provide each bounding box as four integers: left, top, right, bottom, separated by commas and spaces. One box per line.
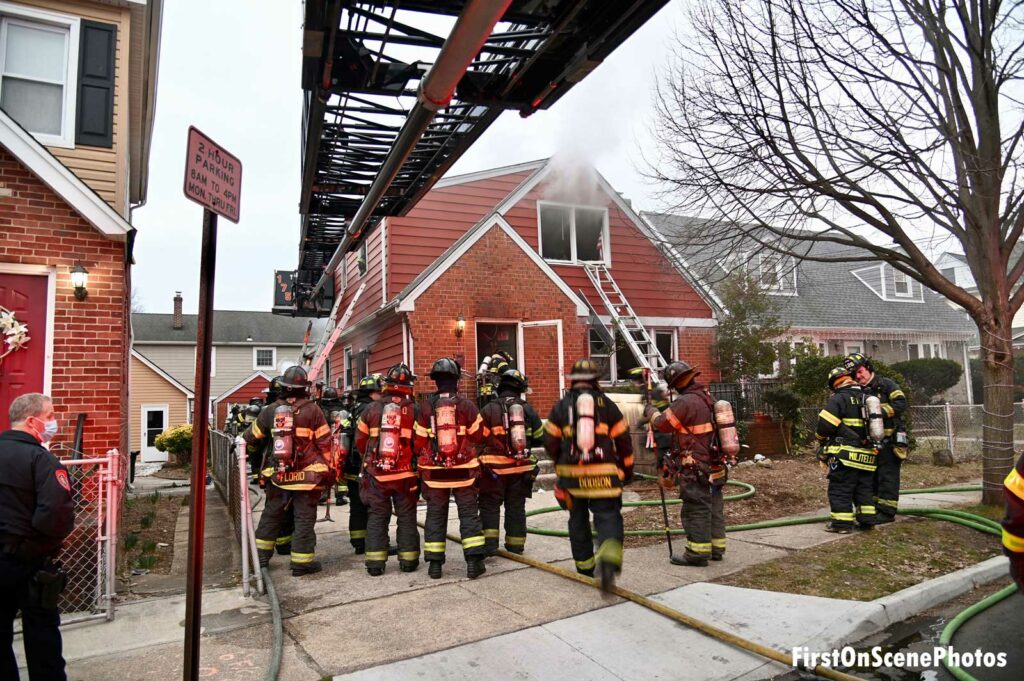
544, 359, 634, 591
0, 393, 74, 680
355, 364, 423, 576
645, 361, 729, 566
343, 375, 382, 553
845, 353, 908, 524
419, 357, 487, 579
816, 366, 877, 533
244, 366, 333, 576
629, 367, 673, 470
1003, 451, 1024, 590
478, 369, 544, 555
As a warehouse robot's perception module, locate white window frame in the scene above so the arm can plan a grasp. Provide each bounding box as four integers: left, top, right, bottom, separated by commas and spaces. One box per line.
194, 346, 216, 378
358, 241, 368, 276
536, 200, 611, 266
344, 345, 353, 390
0, 3, 80, 148
758, 254, 798, 296
593, 326, 673, 384
907, 341, 943, 360
652, 328, 676, 364
253, 346, 276, 371
892, 269, 913, 298
844, 343, 863, 356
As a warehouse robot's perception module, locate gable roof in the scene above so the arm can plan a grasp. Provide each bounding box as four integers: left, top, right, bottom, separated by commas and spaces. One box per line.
133, 311, 328, 345
131, 349, 194, 396
0, 109, 132, 241
395, 213, 589, 316
646, 212, 976, 338
213, 371, 273, 403
435, 159, 547, 190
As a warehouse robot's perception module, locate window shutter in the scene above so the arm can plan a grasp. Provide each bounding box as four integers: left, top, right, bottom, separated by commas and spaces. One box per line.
76, 20, 116, 147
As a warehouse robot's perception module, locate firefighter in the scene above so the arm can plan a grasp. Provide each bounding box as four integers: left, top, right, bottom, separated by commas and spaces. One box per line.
318, 387, 348, 506
629, 367, 673, 470
478, 352, 512, 406
544, 359, 634, 591
478, 369, 545, 555
419, 357, 487, 579
816, 366, 877, 533
355, 364, 423, 576
845, 353, 908, 524
1003, 451, 1024, 590
246, 376, 294, 550
226, 405, 244, 436
343, 375, 382, 553
644, 361, 730, 566
244, 365, 333, 576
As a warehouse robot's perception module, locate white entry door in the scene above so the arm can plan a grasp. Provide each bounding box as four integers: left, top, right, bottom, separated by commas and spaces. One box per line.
141, 404, 169, 463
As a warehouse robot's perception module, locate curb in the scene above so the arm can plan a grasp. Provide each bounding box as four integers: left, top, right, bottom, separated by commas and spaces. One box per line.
872, 555, 1010, 627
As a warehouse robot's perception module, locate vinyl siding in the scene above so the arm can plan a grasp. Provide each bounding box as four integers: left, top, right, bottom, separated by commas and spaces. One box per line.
133, 344, 306, 396
129, 354, 189, 452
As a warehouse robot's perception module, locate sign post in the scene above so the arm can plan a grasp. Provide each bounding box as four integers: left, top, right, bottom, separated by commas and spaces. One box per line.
182, 127, 242, 681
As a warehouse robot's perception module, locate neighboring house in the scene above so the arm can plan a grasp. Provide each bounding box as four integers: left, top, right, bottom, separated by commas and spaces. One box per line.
934, 251, 1024, 353
0, 0, 161, 457
314, 159, 719, 416
130, 349, 191, 463
646, 213, 978, 403
131, 292, 326, 434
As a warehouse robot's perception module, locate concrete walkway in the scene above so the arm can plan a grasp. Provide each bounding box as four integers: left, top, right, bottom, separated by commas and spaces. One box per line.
46, 484, 998, 681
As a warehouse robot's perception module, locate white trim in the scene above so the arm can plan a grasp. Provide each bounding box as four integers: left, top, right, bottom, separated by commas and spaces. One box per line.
0, 4, 80, 149
495, 163, 550, 216
343, 345, 353, 390
843, 342, 864, 356
252, 346, 277, 371
140, 403, 169, 463
962, 341, 974, 403
381, 217, 388, 307
435, 159, 546, 189
891, 269, 913, 298
522, 319, 565, 393
597, 314, 717, 329
130, 348, 193, 396
0, 262, 55, 393
0, 108, 130, 240
402, 314, 409, 365
536, 200, 611, 266
397, 214, 589, 316
851, 264, 886, 300
212, 370, 273, 404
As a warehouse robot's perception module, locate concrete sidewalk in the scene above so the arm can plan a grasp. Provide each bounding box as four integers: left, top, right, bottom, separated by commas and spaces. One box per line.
49, 484, 995, 681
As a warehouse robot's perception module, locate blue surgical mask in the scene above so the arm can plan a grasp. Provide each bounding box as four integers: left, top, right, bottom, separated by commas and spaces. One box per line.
40, 419, 58, 443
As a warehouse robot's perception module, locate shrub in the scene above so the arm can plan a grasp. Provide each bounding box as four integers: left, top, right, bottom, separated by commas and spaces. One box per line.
891, 358, 963, 404
141, 540, 157, 554
135, 555, 157, 570
970, 353, 1024, 404
140, 512, 155, 530
124, 533, 138, 551
154, 424, 193, 464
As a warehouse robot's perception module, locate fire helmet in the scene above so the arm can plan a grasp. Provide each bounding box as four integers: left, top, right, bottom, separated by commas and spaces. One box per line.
429, 357, 462, 381
498, 368, 528, 392
357, 374, 382, 395
383, 363, 416, 393
827, 366, 852, 390
321, 387, 339, 401
568, 358, 602, 382
663, 361, 699, 390
280, 365, 311, 393
844, 352, 874, 373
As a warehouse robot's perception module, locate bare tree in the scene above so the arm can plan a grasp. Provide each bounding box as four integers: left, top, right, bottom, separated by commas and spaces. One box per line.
652, 0, 1024, 502
130, 287, 145, 314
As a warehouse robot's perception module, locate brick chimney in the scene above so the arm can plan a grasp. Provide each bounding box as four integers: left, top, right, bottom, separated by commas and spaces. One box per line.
173, 291, 183, 329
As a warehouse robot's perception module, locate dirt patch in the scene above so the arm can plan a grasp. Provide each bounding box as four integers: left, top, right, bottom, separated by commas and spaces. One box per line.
119, 492, 186, 576
712, 503, 1003, 601
151, 465, 191, 480
622, 457, 982, 549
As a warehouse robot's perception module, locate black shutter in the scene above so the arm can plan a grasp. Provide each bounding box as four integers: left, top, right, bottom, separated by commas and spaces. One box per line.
75, 20, 116, 148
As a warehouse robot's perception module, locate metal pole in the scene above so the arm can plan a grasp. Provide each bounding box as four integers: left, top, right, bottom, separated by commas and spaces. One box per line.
237, 442, 250, 597
239, 439, 264, 595
183, 209, 218, 681
945, 402, 955, 454
106, 449, 117, 619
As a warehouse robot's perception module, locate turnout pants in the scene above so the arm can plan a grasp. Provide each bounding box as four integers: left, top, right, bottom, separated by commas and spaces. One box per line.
679, 469, 727, 561
254, 483, 296, 556
360, 475, 420, 569
827, 461, 876, 527
345, 474, 369, 551
873, 446, 902, 519
567, 496, 624, 575
423, 485, 486, 563
0, 554, 65, 681
478, 472, 530, 554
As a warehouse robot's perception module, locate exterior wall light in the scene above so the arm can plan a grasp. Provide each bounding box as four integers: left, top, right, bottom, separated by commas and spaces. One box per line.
455, 314, 466, 338
70, 262, 89, 300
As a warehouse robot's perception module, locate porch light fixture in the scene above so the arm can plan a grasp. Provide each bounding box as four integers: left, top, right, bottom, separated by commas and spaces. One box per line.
70, 262, 89, 300
455, 314, 466, 338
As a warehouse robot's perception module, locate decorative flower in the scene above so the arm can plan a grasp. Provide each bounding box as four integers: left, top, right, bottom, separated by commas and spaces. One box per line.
0, 307, 30, 364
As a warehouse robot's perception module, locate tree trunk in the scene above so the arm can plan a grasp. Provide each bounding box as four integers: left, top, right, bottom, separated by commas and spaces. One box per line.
979, 321, 1016, 504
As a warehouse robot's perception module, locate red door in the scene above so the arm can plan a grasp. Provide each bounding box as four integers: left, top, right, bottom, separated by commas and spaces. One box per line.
0, 273, 48, 431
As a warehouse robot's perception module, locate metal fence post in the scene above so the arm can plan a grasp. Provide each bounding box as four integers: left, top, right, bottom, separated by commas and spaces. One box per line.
945, 402, 955, 454
236, 441, 250, 598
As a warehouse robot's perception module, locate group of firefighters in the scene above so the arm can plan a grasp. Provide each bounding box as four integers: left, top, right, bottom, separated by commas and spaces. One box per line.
222, 343, 1021, 594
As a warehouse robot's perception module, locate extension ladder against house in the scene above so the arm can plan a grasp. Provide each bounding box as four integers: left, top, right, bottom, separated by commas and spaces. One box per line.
584, 263, 668, 372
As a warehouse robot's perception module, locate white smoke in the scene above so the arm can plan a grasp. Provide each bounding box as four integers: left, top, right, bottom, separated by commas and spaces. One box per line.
539, 151, 610, 208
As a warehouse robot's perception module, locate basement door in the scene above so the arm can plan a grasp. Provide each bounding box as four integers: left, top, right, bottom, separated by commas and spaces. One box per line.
522, 320, 564, 416
0, 271, 49, 430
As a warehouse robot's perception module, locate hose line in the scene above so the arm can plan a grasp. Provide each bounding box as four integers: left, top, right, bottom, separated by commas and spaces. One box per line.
262, 566, 283, 681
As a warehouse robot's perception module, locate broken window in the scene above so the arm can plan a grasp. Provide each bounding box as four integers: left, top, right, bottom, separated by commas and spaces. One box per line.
575, 208, 605, 261
539, 202, 608, 263
588, 329, 613, 381
540, 204, 572, 261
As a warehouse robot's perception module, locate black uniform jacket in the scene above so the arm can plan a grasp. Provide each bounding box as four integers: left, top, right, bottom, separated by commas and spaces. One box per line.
815, 383, 876, 471
342, 395, 374, 479
1002, 451, 1024, 589
863, 375, 908, 438
0, 430, 75, 558
417, 392, 484, 488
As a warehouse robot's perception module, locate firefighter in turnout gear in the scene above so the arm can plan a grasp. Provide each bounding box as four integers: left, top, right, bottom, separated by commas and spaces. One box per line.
344, 375, 382, 554
544, 359, 634, 591
419, 357, 487, 579
816, 366, 878, 533
478, 369, 545, 555
845, 353, 908, 524
243, 366, 334, 576
477, 352, 512, 406
645, 361, 730, 566
245, 377, 295, 549
1002, 451, 1024, 590
319, 387, 349, 506
629, 367, 673, 470
355, 364, 423, 575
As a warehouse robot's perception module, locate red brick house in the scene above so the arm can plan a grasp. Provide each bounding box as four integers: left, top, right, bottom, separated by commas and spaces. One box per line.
320, 159, 719, 415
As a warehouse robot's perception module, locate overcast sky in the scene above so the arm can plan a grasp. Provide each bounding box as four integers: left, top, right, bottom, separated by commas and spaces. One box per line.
131, 0, 688, 314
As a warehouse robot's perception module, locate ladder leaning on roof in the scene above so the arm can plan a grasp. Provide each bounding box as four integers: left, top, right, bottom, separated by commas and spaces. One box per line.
583, 263, 668, 373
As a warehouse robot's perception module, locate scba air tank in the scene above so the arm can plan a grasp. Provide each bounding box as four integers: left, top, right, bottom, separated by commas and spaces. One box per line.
272, 404, 295, 469
378, 401, 402, 471
865, 395, 885, 443
713, 400, 740, 459
575, 392, 596, 460
508, 403, 528, 457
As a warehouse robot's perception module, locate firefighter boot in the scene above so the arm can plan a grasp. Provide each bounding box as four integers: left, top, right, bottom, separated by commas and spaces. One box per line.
466, 557, 487, 580
291, 560, 323, 577
352, 539, 366, 555
367, 566, 384, 577
399, 559, 419, 573
595, 539, 622, 593
428, 561, 443, 579
257, 549, 273, 569
670, 553, 709, 567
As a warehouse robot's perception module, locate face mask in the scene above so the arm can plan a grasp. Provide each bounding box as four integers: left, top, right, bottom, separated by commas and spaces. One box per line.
36, 418, 58, 443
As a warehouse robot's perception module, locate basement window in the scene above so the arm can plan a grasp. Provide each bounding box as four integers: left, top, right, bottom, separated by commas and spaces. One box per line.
538, 202, 609, 264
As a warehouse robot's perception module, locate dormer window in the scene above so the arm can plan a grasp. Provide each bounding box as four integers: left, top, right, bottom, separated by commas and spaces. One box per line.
538, 201, 609, 264
893, 270, 912, 297
717, 251, 796, 295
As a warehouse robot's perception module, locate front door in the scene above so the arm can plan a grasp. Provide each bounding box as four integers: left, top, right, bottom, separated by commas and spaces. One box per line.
0, 272, 49, 430
522, 320, 564, 416
476, 323, 519, 369
141, 404, 169, 463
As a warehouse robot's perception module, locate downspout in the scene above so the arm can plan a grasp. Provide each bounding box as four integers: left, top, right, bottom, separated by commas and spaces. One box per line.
310, 0, 513, 299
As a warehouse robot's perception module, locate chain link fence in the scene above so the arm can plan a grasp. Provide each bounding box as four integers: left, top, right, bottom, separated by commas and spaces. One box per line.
796, 404, 1024, 461
209, 429, 243, 541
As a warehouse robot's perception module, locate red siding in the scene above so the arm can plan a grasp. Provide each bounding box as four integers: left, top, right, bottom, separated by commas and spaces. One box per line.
328, 314, 405, 390
333, 218, 386, 329
215, 374, 270, 429
0, 147, 129, 458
